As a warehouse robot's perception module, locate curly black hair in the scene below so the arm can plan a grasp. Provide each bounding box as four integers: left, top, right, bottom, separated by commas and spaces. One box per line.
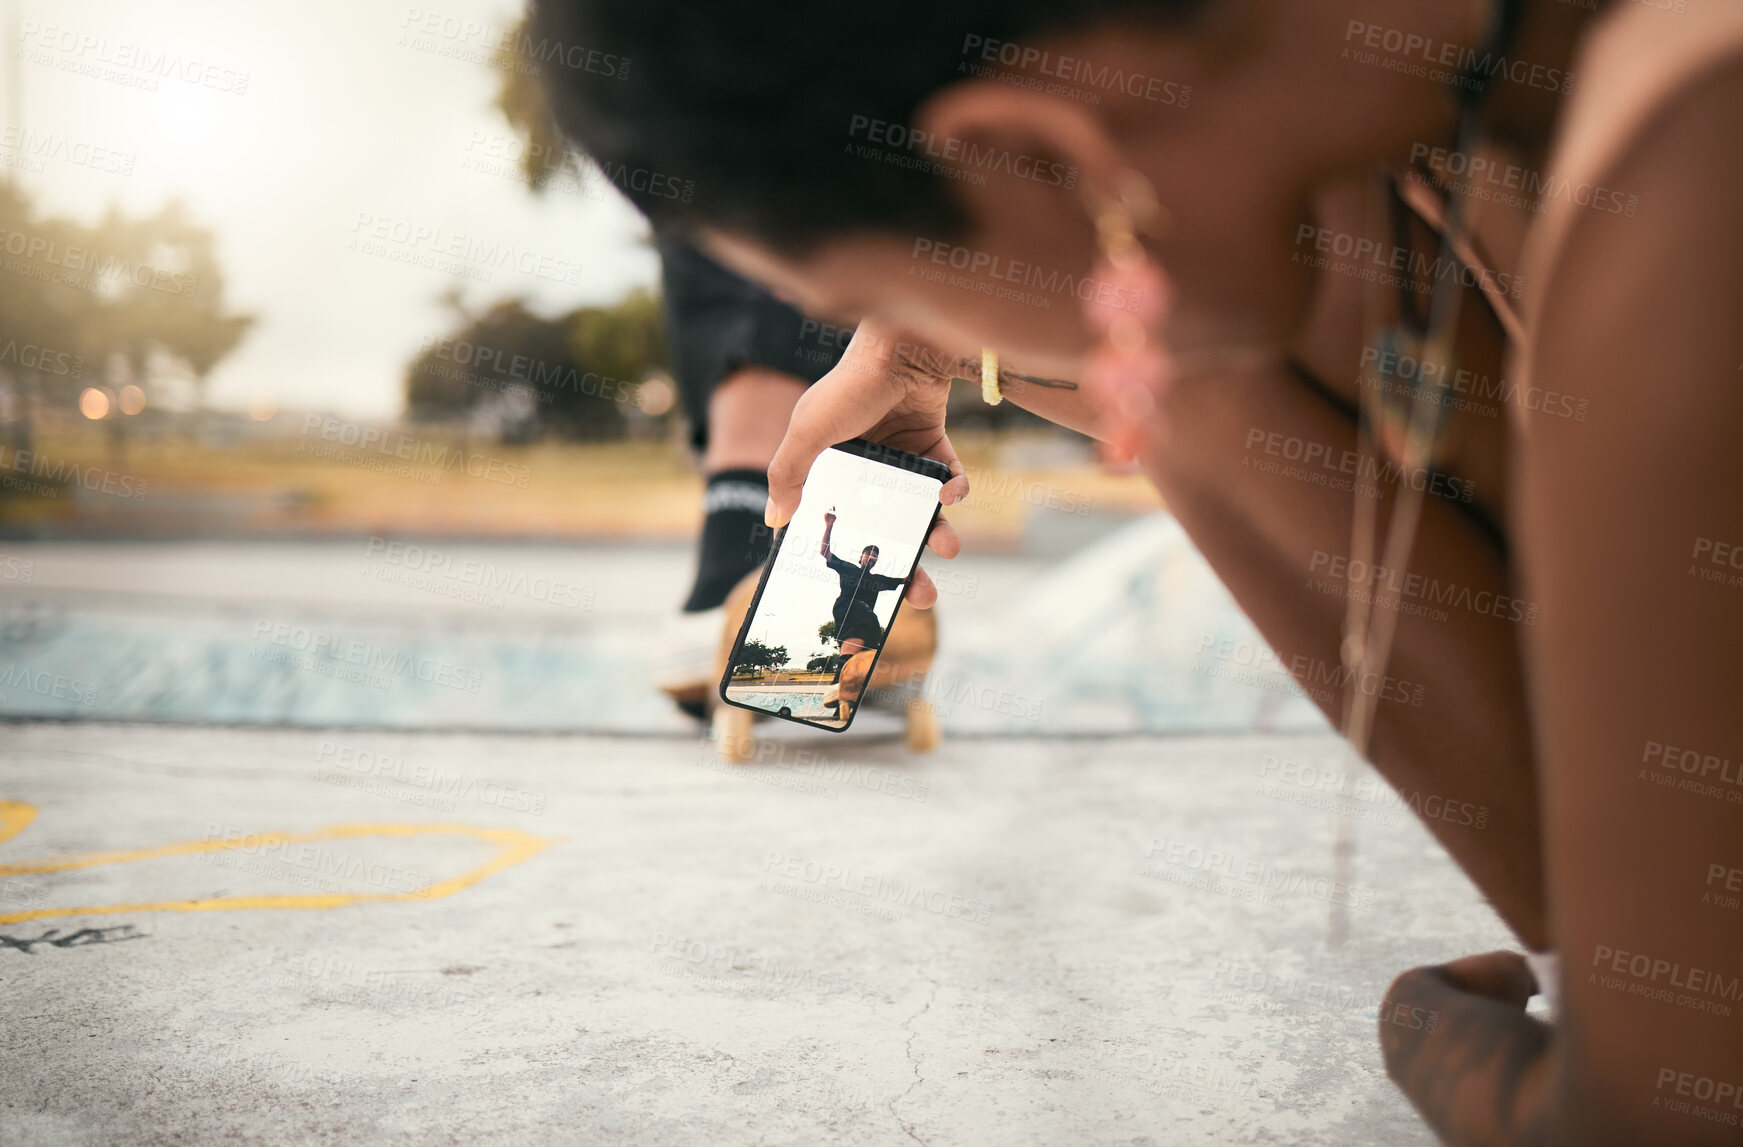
528, 0, 1206, 256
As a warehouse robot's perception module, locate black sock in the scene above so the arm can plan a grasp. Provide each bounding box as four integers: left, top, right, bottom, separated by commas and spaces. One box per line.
682, 469, 773, 612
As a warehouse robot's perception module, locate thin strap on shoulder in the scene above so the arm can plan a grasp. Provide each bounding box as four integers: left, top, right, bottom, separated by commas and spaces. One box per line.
1392, 172, 1526, 347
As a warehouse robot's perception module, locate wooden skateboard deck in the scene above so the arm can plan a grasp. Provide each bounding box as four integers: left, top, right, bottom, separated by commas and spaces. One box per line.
711, 569, 940, 759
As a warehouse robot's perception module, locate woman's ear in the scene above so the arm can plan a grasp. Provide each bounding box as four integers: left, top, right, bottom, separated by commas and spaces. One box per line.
912, 80, 1128, 239
906, 81, 1135, 299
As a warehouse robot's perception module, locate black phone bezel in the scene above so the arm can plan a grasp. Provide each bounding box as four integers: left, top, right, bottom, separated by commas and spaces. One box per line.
716, 438, 950, 733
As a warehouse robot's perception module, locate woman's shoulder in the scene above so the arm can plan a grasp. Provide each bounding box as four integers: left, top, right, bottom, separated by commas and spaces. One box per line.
1513, 23, 1743, 454
1517, 0, 1743, 345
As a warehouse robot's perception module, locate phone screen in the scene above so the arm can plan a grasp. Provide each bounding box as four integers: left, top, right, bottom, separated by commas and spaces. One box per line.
721, 441, 946, 731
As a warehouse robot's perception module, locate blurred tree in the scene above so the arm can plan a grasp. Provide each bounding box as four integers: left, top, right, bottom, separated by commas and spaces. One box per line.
425, 14, 670, 442
550, 288, 665, 436
732, 640, 790, 676
818, 620, 837, 645
0, 181, 251, 445
404, 291, 669, 442
87, 200, 254, 399
482, 18, 1050, 444
405, 298, 587, 436
488, 20, 576, 193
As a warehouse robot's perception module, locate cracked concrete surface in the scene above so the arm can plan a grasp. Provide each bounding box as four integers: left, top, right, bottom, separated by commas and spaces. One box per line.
0, 721, 1515, 1146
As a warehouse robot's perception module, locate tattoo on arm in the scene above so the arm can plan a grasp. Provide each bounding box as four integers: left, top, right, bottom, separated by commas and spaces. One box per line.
1381, 968, 1556, 1147
942, 368, 1080, 391
1001, 370, 1078, 390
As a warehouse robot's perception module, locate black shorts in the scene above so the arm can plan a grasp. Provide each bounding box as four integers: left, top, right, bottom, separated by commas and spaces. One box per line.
656, 237, 849, 452
835, 604, 886, 650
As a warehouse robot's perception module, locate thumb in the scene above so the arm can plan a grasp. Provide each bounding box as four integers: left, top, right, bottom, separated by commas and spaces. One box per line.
765, 335, 905, 528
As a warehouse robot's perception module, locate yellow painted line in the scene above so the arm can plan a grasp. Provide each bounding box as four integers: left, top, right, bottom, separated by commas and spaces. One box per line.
0, 800, 557, 926
0, 801, 35, 847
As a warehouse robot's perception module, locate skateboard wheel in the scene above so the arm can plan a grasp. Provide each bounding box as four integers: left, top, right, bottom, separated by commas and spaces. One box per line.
713, 706, 756, 763
905, 697, 940, 753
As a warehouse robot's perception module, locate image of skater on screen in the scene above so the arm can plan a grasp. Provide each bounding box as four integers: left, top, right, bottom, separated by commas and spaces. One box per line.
820, 505, 905, 666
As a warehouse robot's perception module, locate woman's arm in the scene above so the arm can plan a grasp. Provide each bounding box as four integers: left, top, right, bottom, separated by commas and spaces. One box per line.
1385, 65, 1743, 1145
769, 313, 1550, 946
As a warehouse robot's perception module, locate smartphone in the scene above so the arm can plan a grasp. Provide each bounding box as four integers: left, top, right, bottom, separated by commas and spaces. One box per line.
719, 438, 951, 732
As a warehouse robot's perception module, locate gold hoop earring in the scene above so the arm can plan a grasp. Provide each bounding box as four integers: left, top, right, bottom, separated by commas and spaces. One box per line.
1081, 169, 1174, 464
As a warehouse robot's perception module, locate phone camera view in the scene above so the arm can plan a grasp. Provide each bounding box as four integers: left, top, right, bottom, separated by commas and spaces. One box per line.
724, 446, 942, 730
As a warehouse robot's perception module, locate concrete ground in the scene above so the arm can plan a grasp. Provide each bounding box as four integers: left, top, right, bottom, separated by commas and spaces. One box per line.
0, 523, 1519, 1145
0, 723, 1512, 1147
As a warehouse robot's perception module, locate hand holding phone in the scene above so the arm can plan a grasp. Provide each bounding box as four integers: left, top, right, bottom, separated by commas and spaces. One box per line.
722, 439, 953, 731
763, 322, 968, 611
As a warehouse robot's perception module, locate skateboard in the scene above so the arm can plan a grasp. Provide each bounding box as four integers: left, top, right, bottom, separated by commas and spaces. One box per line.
709, 570, 940, 762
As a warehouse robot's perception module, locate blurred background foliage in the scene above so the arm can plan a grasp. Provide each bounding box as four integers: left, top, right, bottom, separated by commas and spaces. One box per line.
0, 179, 253, 440
392, 22, 674, 446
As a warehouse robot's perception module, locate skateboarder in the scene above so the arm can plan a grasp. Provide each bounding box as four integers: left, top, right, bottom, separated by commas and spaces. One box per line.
819, 505, 904, 660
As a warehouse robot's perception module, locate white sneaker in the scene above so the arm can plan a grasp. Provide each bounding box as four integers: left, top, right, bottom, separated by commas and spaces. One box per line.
653, 605, 725, 718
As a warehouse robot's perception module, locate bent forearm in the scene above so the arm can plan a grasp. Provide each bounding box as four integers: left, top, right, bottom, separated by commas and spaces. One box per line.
995, 369, 1102, 440
1147, 363, 1548, 947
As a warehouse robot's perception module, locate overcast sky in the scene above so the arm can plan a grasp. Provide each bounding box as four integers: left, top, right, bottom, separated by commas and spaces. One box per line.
16, 0, 658, 419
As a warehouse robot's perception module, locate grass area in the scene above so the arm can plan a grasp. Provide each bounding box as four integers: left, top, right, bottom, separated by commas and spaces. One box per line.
0, 426, 1162, 544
